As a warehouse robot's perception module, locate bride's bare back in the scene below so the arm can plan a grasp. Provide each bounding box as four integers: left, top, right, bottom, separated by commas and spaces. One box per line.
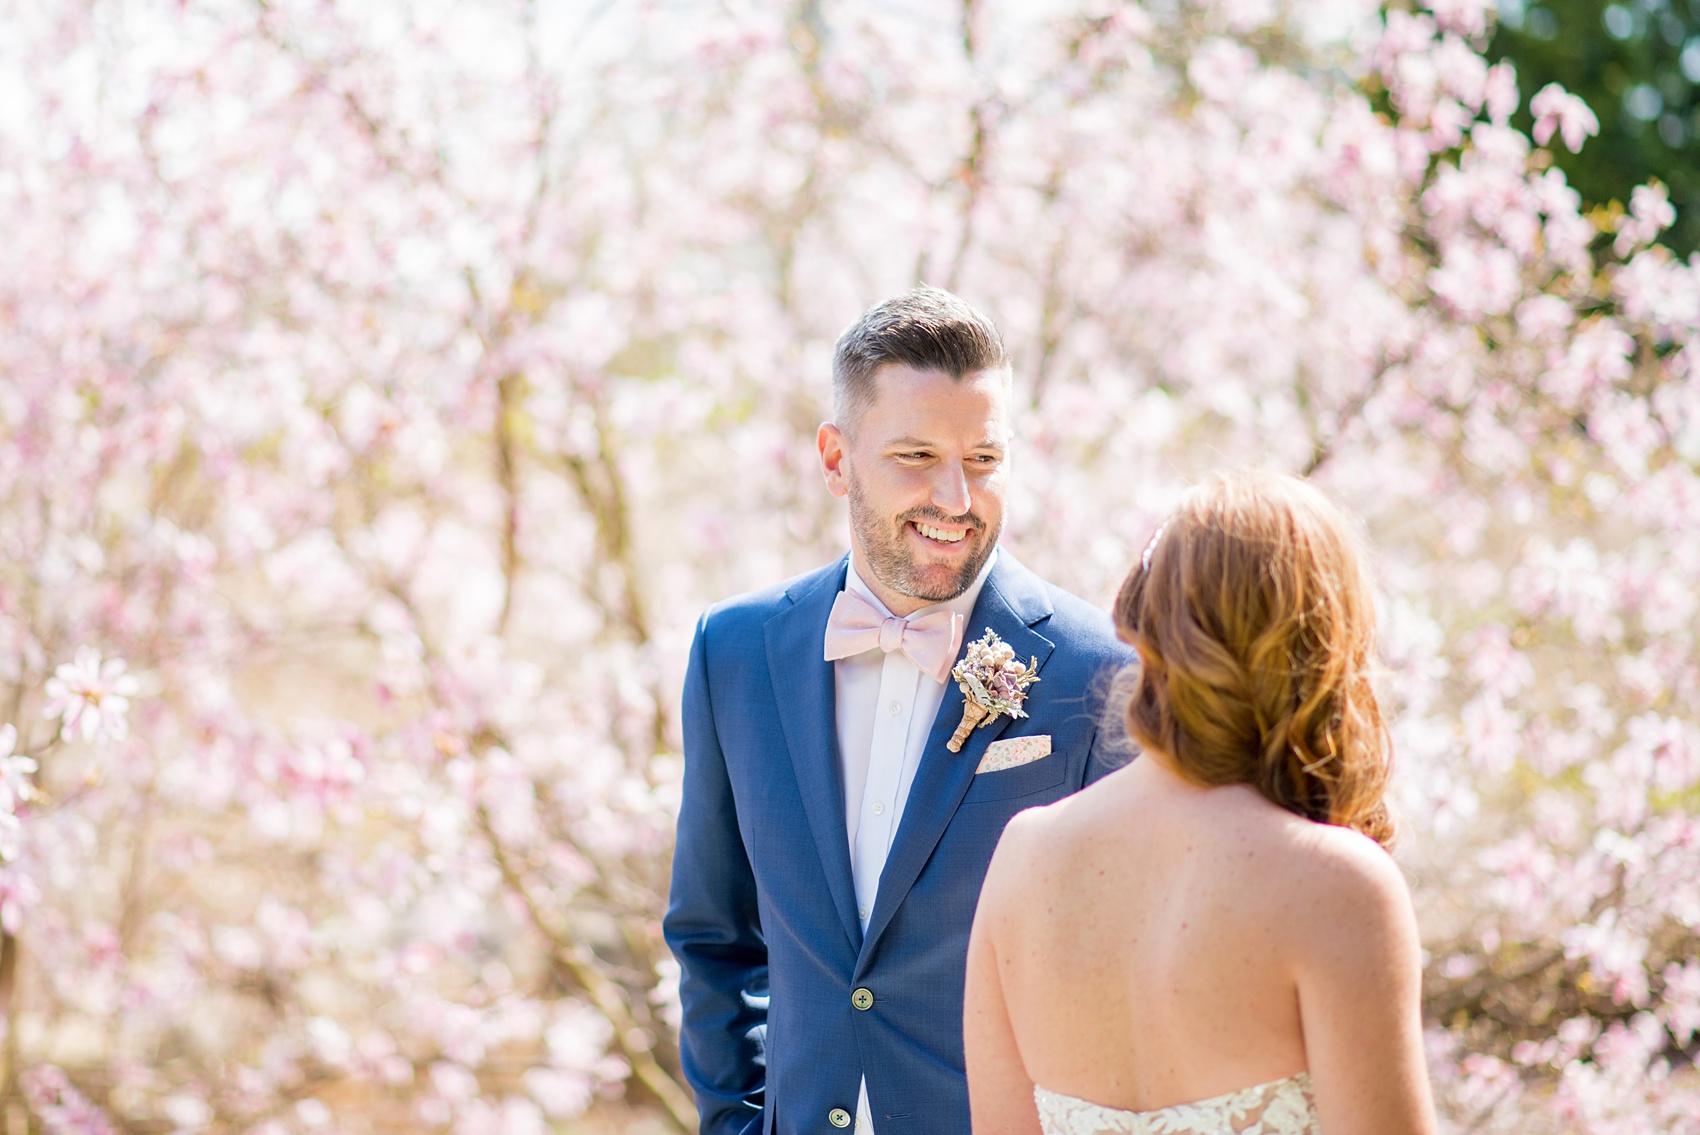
966, 754, 1432, 1133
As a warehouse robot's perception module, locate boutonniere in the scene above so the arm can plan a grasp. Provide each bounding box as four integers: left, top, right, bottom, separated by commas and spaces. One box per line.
946, 630, 1040, 752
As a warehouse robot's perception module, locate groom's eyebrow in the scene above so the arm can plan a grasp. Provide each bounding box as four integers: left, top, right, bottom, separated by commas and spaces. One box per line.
883, 435, 1007, 451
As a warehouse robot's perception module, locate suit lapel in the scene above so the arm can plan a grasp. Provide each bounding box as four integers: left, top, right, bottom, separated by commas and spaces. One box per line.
765, 557, 863, 952
856, 555, 1056, 964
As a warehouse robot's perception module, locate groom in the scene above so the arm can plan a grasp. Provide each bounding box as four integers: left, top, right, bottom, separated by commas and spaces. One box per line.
665, 287, 1132, 1134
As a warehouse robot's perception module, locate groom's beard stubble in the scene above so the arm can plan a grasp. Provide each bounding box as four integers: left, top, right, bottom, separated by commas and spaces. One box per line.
847, 478, 1000, 604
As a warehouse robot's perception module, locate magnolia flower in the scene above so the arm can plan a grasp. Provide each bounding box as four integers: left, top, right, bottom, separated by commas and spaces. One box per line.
0, 730, 28, 867
0, 724, 38, 814
1530, 82, 1600, 154
1614, 182, 1677, 257
0, 868, 40, 936
21, 1066, 116, 1135
42, 648, 139, 743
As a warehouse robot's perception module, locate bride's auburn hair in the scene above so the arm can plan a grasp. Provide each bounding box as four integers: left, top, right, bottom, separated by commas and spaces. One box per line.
1114, 470, 1395, 848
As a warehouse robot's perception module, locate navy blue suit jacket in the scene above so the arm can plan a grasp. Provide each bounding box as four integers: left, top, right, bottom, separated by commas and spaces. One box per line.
664, 553, 1134, 1135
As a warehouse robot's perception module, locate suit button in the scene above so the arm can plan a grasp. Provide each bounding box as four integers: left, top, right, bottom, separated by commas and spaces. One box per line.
851, 987, 874, 1011
829, 1108, 852, 1128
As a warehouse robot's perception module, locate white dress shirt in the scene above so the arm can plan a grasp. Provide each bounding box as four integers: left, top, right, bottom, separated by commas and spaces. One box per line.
831, 550, 995, 1133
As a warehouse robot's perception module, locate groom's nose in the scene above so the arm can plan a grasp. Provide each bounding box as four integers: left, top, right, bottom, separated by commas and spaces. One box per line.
928, 461, 971, 517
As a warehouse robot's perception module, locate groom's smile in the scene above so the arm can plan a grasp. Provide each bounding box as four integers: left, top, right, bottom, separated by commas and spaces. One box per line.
818, 362, 1011, 617
911, 519, 971, 544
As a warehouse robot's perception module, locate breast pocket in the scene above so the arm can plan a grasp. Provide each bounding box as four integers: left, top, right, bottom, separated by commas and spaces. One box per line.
959, 752, 1069, 804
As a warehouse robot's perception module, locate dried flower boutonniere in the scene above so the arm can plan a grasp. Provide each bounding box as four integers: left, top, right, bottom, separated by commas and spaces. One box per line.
946, 630, 1039, 752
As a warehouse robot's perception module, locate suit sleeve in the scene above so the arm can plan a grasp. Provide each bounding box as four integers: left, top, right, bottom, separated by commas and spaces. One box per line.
663, 612, 769, 1135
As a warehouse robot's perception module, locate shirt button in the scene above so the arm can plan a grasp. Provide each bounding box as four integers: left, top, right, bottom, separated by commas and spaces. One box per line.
871, 801, 885, 815
887, 701, 902, 716
858, 906, 869, 920
829, 1108, 852, 1128
852, 987, 874, 1011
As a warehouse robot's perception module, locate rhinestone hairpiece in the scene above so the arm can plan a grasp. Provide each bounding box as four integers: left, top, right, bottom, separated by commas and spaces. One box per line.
1141, 524, 1166, 572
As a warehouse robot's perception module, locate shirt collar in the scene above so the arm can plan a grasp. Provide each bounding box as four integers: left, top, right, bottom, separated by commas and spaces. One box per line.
843, 546, 998, 623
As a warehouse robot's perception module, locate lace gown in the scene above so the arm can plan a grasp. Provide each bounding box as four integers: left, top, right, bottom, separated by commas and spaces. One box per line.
1034, 1073, 1317, 1135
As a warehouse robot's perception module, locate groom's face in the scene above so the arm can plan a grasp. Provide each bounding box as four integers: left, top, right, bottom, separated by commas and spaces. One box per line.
818, 364, 1010, 615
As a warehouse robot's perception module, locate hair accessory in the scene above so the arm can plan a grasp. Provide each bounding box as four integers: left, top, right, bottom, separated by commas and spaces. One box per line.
1141, 524, 1166, 572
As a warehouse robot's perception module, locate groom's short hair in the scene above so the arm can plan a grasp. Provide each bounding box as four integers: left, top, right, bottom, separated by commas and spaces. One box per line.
832, 286, 1010, 431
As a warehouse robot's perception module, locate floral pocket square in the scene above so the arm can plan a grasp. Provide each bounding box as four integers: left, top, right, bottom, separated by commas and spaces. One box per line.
976, 735, 1052, 774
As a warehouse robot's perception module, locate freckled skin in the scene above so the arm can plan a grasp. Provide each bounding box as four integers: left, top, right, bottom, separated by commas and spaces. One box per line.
964, 750, 1438, 1135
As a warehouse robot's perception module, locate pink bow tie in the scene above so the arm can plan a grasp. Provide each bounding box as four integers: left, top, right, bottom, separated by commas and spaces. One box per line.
823, 589, 965, 684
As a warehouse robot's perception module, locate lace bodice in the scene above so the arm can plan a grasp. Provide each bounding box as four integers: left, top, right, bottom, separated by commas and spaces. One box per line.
1034, 1072, 1317, 1135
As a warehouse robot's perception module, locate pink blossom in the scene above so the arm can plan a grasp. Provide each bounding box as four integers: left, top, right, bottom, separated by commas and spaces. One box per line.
0, 724, 39, 816
1432, 34, 1489, 111
523, 1068, 594, 1119
0, 868, 41, 935
1428, 238, 1522, 318
1188, 38, 1257, 103
1539, 321, 1635, 412
429, 1061, 480, 1104
20, 1066, 115, 1135
41, 648, 138, 743
1614, 182, 1678, 256
1425, 0, 1493, 37
1615, 249, 1700, 335
1530, 83, 1600, 153
1375, 9, 1439, 79
1515, 293, 1573, 340
1482, 60, 1518, 125
1663, 961, 1700, 1041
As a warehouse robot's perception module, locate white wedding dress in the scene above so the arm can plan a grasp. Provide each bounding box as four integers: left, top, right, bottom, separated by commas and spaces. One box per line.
1034, 1072, 1318, 1135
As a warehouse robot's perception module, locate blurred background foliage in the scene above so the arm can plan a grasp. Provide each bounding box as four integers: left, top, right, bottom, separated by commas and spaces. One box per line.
1492, 0, 1700, 253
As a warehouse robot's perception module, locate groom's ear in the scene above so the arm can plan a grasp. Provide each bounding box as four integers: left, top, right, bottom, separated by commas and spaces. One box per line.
818, 422, 850, 499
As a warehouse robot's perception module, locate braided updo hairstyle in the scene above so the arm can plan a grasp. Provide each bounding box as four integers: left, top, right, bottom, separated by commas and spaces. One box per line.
1114, 470, 1395, 848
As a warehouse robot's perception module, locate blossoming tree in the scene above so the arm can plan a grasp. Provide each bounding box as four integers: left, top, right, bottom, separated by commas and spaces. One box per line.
1, 0, 1696, 1131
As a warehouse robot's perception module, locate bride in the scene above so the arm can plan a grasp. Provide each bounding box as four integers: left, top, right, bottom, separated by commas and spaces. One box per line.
964, 471, 1438, 1135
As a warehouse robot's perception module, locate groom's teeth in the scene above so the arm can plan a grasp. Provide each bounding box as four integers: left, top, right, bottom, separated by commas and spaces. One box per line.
916, 523, 966, 543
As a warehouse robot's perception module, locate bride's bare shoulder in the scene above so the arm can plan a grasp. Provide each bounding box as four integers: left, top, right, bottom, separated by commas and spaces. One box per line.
977, 783, 1105, 903
1276, 816, 1406, 894
994, 765, 1131, 844
984, 790, 1072, 865
1263, 817, 1417, 961
983, 766, 1156, 890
